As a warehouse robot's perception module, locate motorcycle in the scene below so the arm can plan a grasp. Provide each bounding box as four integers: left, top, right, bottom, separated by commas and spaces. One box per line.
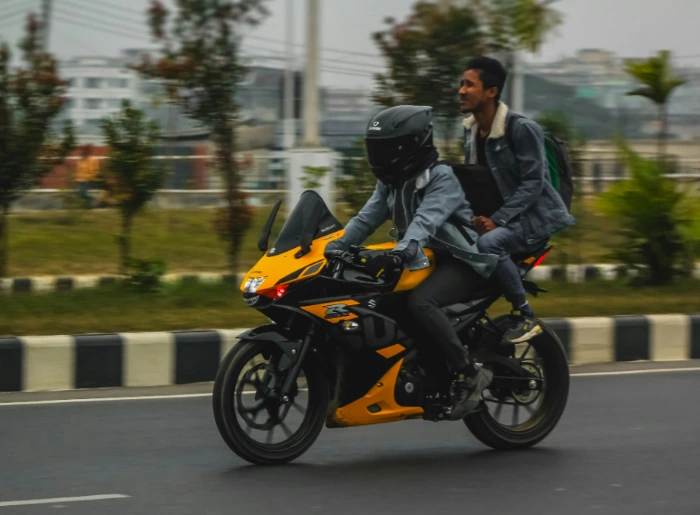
213, 191, 570, 465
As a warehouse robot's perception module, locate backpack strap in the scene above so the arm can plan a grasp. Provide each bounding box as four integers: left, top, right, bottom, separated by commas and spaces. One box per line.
505, 113, 525, 152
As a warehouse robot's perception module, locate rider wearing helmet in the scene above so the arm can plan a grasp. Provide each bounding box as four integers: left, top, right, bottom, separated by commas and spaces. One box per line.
326, 105, 497, 420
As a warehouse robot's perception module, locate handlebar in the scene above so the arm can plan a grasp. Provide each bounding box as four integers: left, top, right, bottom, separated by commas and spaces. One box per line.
324, 247, 401, 285
324, 248, 369, 280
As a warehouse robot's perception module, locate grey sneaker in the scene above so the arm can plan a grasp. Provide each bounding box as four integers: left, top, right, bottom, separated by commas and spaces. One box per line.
503, 317, 542, 344
447, 368, 493, 420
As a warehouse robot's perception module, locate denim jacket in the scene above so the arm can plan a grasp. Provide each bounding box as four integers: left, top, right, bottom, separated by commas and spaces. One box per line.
463, 102, 575, 246
326, 164, 499, 278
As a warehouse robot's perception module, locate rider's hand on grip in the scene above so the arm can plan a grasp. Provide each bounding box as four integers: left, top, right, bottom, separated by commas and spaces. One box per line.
323, 249, 343, 261
363, 251, 405, 280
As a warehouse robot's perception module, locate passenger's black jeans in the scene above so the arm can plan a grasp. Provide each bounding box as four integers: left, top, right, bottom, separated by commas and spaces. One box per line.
406, 253, 484, 371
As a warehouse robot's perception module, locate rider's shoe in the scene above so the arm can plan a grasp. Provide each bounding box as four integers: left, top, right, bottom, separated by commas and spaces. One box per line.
446, 367, 493, 420
503, 314, 542, 344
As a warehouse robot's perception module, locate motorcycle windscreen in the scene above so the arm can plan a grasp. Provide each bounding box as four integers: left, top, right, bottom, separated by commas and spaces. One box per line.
267, 190, 343, 256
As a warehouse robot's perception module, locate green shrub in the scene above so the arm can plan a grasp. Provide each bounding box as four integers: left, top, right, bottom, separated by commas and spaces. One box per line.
596, 142, 698, 284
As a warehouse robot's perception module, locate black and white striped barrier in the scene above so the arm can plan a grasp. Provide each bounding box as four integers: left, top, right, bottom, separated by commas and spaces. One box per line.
1, 265, 699, 294
0, 273, 245, 293
3, 265, 700, 294
1, 315, 700, 393
0, 329, 247, 393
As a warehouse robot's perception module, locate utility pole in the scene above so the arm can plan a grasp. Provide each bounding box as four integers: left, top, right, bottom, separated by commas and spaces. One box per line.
283, 0, 296, 149
286, 0, 333, 213
511, 49, 525, 113
41, 0, 52, 52
301, 0, 320, 147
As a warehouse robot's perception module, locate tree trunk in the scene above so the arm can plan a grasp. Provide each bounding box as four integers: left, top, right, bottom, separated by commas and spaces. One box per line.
218, 124, 240, 278
0, 205, 9, 278
658, 104, 668, 164
119, 213, 133, 275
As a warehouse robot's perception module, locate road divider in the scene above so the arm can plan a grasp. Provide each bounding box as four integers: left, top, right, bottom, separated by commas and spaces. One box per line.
3, 264, 700, 294
1, 315, 699, 393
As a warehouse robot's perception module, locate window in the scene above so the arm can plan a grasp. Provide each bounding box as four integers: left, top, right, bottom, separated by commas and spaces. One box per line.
106, 98, 122, 108
83, 119, 103, 132
63, 98, 74, 109
85, 98, 101, 109
106, 78, 129, 88
85, 78, 101, 88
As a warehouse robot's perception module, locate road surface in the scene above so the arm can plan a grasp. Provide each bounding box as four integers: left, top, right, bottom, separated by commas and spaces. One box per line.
1, 362, 699, 515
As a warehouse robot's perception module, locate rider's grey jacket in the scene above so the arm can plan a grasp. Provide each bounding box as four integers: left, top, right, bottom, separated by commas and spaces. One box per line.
326, 164, 499, 278
463, 102, 575, 246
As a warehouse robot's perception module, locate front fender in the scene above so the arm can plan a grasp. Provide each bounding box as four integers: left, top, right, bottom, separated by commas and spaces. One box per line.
236, 325, 303, 364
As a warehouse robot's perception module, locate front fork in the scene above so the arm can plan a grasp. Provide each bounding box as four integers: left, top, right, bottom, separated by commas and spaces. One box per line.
279, 326, 316, 402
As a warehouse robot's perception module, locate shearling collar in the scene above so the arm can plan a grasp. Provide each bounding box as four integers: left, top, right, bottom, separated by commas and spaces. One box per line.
462, 102, 509, 139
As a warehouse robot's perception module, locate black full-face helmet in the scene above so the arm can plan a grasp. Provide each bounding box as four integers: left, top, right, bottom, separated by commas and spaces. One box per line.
364, 105, 436, 186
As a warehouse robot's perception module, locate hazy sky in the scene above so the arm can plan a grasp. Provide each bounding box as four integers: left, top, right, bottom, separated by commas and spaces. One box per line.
1, 0, 698, 88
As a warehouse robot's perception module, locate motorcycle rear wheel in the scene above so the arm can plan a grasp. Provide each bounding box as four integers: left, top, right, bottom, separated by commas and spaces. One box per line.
464, 315, 570, 449
213, 339, 329, 465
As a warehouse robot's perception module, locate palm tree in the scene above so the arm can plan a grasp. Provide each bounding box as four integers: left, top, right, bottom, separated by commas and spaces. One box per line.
624, 50, 687, 161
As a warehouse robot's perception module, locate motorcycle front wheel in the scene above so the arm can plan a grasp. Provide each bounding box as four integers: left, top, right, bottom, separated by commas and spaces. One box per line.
213, 339, 329, 465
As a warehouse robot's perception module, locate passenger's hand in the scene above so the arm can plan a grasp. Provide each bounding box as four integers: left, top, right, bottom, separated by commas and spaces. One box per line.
472, 216, 496, 235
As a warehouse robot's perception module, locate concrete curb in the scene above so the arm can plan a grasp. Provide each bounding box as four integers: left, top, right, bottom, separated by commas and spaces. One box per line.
0, 273, 246, 293
3, 264, 700, 293
0, 329, 249, 393
2, 314, 700, 393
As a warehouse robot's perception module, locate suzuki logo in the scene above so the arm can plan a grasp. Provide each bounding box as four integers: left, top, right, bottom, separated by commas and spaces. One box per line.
368, 299, 377, 309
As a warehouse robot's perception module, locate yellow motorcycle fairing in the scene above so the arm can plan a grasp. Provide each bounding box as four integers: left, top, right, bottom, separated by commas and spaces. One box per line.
241, 232, 437, 296
329, 358, 424, 427
239, 229, 345, 295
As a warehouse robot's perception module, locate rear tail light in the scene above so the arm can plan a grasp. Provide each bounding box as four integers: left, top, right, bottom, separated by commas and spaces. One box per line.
532, 250, 551, 268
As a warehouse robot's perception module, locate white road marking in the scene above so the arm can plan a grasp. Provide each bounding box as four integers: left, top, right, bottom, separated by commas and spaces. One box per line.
0, 368, 698, 406
0, 393, 212, 406
0, 389, 309, 407
0, 494, 130, 507
571, 367, 700, 377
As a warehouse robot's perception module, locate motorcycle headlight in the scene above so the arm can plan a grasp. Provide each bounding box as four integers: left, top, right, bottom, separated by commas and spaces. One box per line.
244, 277, 267, 293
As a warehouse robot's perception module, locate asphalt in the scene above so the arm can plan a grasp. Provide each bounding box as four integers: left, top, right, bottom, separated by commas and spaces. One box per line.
1, 363, 700, 515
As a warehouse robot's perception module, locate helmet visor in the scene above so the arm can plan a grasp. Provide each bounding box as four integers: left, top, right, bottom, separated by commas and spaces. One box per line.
365, 134, 423, 168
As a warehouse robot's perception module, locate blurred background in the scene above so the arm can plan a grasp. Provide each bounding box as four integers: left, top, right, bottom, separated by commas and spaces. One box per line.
1, 0, 699, 335
2, 3, 700, 514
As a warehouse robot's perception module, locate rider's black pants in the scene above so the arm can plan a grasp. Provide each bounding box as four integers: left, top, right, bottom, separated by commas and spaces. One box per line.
406, 252, 484, 373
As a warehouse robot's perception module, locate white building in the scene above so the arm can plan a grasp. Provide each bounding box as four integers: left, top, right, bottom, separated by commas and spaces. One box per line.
59, 53, 141, 141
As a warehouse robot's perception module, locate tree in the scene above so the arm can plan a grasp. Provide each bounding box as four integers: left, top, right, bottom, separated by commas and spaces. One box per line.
473, 0, 562, 53
596, 141, 698, 285
372, 2, 485, 148
300, 166, 330, 190
101, 101, 165, 274
624, 50, 687, 161
0, 14, 74, 277
138, 0, 268, 275
337, 138, 376, 215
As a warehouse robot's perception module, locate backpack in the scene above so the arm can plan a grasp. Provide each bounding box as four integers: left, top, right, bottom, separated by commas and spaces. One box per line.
505, 114, 574, 210
430, 161, 504, 218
